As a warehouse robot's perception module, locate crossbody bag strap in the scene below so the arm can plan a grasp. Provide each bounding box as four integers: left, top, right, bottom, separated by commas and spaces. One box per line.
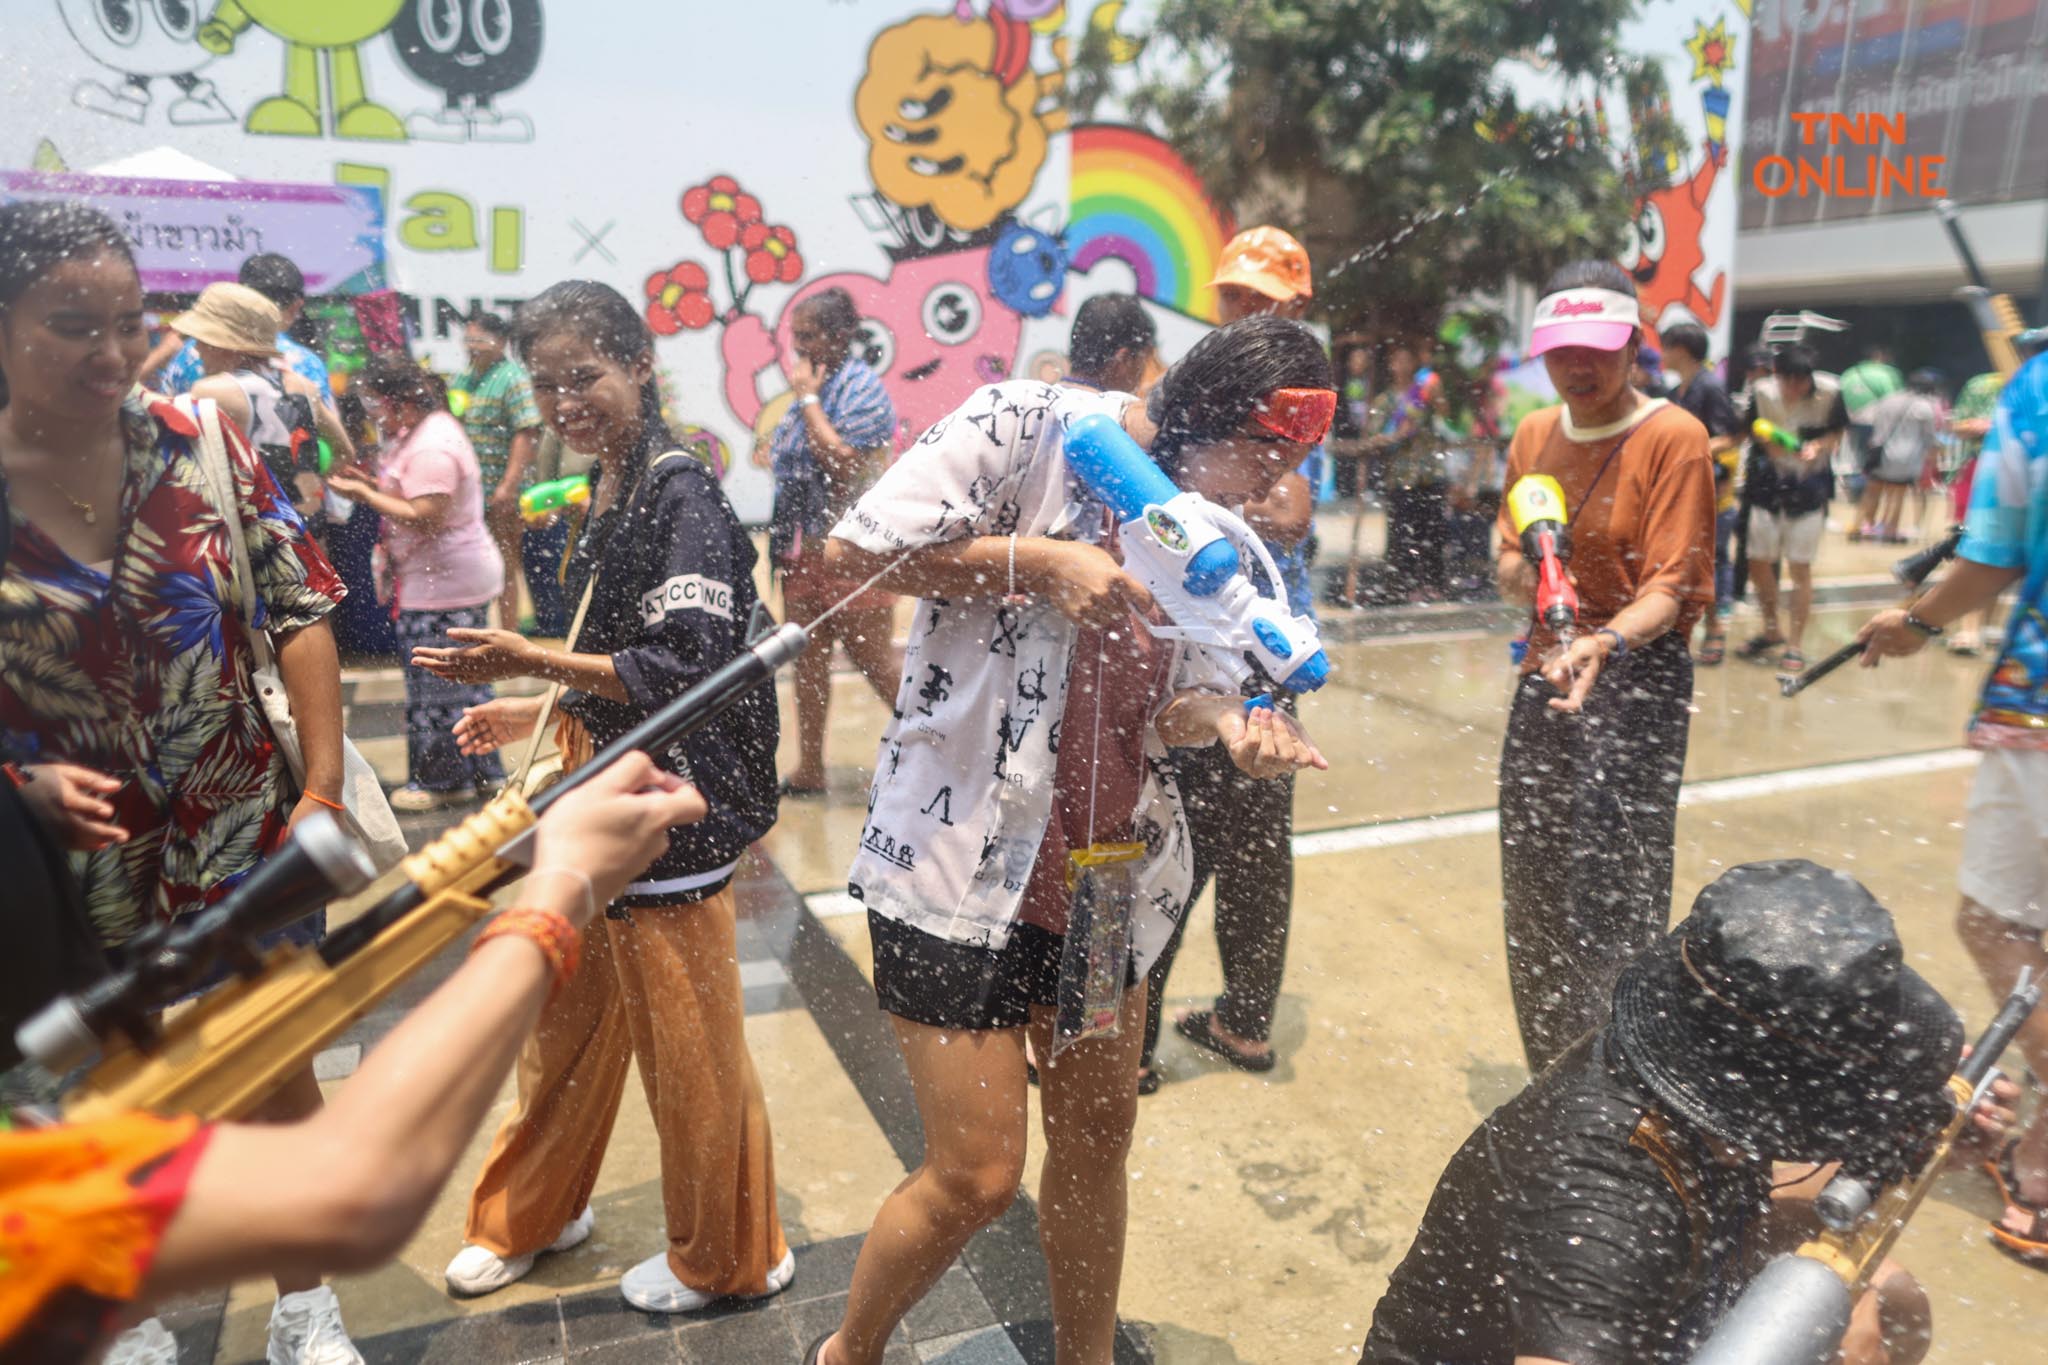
507, 449, 692, 788
178, 395, 273, 671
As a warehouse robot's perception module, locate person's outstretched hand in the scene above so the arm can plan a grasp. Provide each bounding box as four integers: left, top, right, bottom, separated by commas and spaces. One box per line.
1220, 704, 1329, 778
1541, 634, 1607, 713
530, 751, 707, 924
413, 628, 541, 685
454, 696, 546, 756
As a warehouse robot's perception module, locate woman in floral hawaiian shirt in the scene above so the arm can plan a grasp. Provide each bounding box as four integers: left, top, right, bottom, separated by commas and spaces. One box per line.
0, 201, 358, 1364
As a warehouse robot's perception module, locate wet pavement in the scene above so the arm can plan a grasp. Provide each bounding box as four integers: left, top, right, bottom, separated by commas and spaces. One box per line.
169, 515, 2048, 1363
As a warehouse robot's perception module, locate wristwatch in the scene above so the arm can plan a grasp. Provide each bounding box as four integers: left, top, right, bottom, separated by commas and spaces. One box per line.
1596, 627, 1629, 658
1903, 610, 1944, 638
798, 393, 820, 409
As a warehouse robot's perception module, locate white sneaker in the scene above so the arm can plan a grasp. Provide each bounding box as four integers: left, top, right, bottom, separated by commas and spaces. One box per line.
619, 1246, 795, 1313
266, 1285, 363, 1365
103, 1317, 178, 1365
444, 1205, 594, 1297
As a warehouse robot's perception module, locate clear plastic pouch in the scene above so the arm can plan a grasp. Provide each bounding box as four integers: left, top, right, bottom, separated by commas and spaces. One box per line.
1051, 841, 1144, 1060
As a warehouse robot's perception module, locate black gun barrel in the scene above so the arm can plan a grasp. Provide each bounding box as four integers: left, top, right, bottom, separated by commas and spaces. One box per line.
1962, 972, 2042, 1089
318, 622, 811, 966
15, 812, 376, 1073
1893, 527, 1963, 587
1936, 200, 1992, 292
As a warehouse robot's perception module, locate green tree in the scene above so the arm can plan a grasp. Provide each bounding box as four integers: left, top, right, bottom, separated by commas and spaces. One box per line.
1075, 0, 1682, 341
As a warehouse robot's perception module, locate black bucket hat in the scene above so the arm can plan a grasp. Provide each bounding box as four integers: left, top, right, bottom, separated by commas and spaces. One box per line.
1610, 859, 1962, 1162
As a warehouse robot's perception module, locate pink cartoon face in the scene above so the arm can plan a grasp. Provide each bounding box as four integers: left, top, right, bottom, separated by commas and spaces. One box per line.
775, 247, 1022, 447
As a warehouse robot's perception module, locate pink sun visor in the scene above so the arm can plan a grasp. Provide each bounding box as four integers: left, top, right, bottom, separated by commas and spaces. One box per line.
1527, 287, 1641, 356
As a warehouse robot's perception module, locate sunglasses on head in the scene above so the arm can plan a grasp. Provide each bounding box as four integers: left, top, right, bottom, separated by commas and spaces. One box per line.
1250, 387, 1337, 445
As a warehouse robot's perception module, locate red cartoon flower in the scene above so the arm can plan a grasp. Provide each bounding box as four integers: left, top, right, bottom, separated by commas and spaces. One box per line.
644, 262, 715, 334
741, 223, 804, 285
680, 175, 762, 252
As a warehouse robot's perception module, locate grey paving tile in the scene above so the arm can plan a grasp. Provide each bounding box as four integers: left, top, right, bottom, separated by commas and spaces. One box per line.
568, 1332, 686, 1363
673, 1301, 798, 1363
915, 1326, 1027, 1365
785, 1293, 913, 1353
355, 1300, 564, 1365
558, 1286, 675, 1353
786, 1234, 864, 1304
901, 1267, 996, 1343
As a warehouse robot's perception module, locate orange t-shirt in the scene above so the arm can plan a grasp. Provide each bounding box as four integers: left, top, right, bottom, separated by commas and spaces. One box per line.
0, 1111, 211, 1362
1495, 401, 1716, 671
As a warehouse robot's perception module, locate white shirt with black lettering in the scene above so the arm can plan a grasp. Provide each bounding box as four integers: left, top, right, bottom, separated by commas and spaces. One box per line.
832, 381, 1233, 967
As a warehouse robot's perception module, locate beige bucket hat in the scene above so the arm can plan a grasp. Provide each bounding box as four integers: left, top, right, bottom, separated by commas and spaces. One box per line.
169, 282, 282, 356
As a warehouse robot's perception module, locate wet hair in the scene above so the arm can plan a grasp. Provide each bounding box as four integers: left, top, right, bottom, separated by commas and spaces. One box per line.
1773, 345, 1818, 382
1146, 315, 1334, 479
466, 309, 511, 340
1742, 344, 1775, 375
1068, 294, 1155, 377
1661, 322, 1710, 364
0, 200, 137, 410
358, 352, 449, 413
794, 287, 862, 345
238, 252, 306, 308
513, 280, 672, 462
1540, 258, 1637, 299
1907, 366, 1943, 393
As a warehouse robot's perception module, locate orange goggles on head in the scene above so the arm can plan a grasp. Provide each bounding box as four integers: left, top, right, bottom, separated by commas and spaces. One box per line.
1251, 387, 1338, 445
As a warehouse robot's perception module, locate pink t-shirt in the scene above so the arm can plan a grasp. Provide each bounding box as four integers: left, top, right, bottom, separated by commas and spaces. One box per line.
378, 410, 504, 611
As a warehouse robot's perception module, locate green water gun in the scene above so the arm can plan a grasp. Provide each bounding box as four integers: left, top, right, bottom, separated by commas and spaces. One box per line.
519, 475, 590, 522
1751, 418, 1803, 452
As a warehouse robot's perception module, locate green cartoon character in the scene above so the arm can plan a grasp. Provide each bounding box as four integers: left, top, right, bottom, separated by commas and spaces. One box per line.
198, 1, 408, 140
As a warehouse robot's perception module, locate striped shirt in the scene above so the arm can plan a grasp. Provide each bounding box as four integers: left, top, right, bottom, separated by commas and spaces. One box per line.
455, 359, 543, 491
769, 355, 897, 547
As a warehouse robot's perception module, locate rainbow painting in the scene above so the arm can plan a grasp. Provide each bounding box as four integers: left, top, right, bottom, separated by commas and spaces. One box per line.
1068, 124, 1236, 323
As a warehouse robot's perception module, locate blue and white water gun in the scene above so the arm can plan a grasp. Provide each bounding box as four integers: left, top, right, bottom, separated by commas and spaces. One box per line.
1063, 413, 1331, 694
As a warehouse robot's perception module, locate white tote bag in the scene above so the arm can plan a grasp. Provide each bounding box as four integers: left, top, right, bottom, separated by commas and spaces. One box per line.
179, 396, 409, 873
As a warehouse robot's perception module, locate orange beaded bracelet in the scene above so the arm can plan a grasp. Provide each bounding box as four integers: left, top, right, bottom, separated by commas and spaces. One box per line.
472, 908, 583, 1002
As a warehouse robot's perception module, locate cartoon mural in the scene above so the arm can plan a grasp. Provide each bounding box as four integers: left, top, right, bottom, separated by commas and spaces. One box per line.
197, 0, 409, 140
1619, 12, 1740, 343
10, 1, 1242, 520
388, 0, 545, 143
58, 0, 236, 126
854, 4, 1071, 236
1068, 124, 1233, 324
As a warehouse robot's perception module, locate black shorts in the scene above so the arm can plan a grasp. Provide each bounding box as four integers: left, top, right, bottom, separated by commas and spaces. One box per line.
867, 911, 1136, 1031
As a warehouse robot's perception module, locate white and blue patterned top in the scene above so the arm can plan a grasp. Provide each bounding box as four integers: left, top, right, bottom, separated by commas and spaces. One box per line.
157, 334, 334, 408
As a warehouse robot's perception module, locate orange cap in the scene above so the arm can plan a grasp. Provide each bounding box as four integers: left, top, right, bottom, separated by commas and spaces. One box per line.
1210, 226, 1313, 303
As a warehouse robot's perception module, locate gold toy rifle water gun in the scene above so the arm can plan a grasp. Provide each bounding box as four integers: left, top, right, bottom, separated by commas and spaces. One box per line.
1936, 199, 2028, 380
1690, 970, 2041, 1365
22, 622, 812, 1124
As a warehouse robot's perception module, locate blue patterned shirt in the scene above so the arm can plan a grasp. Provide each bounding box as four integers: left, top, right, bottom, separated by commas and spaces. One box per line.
1959, 350, 2048, 744
157, 334, 334, 408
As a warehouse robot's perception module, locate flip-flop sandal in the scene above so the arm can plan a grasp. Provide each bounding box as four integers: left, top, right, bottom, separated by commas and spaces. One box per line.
777, 778, 828, 799
1137, 1065, 1161, 1096
1984, 1140, 2048, 1266
1736, 633, 1787, 662
1174, 1010, 1277, 1073
1780, 650, 1807, 675
1696, 637, 1727, 666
